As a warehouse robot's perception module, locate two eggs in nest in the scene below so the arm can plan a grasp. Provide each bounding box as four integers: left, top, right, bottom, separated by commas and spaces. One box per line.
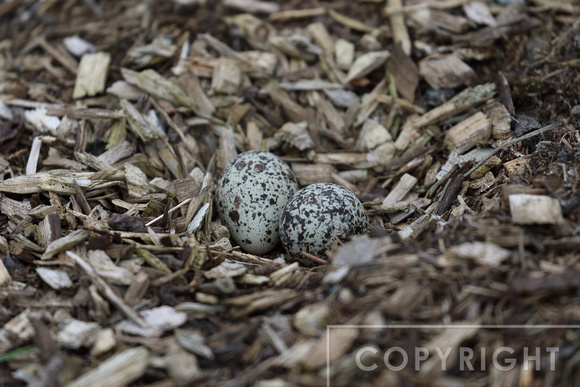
216, 151, 368, 266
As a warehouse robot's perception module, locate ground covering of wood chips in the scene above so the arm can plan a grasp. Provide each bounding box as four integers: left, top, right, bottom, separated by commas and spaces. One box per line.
1, 0, 580, 386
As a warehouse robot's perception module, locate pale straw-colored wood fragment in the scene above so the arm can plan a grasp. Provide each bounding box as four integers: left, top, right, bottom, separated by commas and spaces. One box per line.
42, 229, 90, 260
73, 52, 111, 99
444, 111, 491, 154
66, 347, 149, 387
387, 0, 411, 55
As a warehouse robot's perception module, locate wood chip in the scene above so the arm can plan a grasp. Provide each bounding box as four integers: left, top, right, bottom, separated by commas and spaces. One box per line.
66, 347, 149, 387
509, 194, 564, 225
73, 52, 111, 99
444, 111, 491, 154
42, 229, 90, 260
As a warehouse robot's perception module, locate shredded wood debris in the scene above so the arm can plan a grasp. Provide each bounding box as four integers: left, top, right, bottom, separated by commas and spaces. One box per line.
0, 1, 579, 386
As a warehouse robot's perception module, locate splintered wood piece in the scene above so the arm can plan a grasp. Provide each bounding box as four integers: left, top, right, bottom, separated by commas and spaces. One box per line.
429, 10, 472, 34
382, 173, 418, 206
36, 212, 62, 248
395, 83, 495, 150
73, 179, 91, 215
442, 242, 510, 267
74, 151, 115, 172
42, 229, 90, 260
0, 174, 43, 194
269, 7, 326, 21
463, 121, 562, 178
123, 271, 150, 307
73, 52, 111, 99
323, 88, 359, 108
0, 311, 34, 354
98, 141, 135, 165
26, 137, 42, 175
314, 152, 382, 169
278, 80, 342, 91
42, 156, 86, 170
335, 38, 355, 71
0, 257, 11, 286
444, 111, 491, 154
318, 96, 345, 134
419, 54, 476, 90
386, 45, 418, 102
307, 22, 334, 55
199, 33, 247, 63
122, 68, 224, 124
509, 194, 564, 225
345, 50, 391, 83
497, 71, 515, 116
178, 72, 215, 116
124, 164, 149, 198
375, 93, 425, 114
88, 249, 134, 286
387, 0, 411, 55
120, 99, 160, 143
107, 80, 143, 100
463, 1, 496, 26
512, 270, 580, 293
216, 125, 238, 170
276, 122, 315, 150
483, 100, 512, 139
355, 78, 388, 126
301, 327, 359, 371
356, 120, 393, 151
45, 107, 125, 119
67, 251, 148, 328
137, 248, 171, 273
246, 120, 263, 150
291, 163, 337, 186
36, 267, 73, 289
211, 58, 242, 95
238, 50, 278, 74
225, 289, 298, 317
452, 9, 541, 43
419, 323, 480, 375
503, 156, 530, 176
66, 347, 149, 387
268, 33, 321, 61
264, 82, 307, 122
224, 0, 280, 13
328, 9, 374, 32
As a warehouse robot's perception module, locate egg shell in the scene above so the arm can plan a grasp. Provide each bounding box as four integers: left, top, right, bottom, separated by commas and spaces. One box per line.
216, 151, 298, 255
279, 183, 368, 266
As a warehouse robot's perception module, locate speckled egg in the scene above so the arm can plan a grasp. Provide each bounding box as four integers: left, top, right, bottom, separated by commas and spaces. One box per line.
216, 151, 298, 255
279, 183, 368, 266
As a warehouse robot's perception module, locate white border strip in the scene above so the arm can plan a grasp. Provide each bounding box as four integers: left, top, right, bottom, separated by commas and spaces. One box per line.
326, 324, 580, 387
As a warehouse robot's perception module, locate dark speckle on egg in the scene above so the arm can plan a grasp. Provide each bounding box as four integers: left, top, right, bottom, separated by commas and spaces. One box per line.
216, 151, 298, 255
279, 183, 368, 266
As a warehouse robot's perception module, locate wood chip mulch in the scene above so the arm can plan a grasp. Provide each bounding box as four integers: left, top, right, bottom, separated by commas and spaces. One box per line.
1, 1, 580, 386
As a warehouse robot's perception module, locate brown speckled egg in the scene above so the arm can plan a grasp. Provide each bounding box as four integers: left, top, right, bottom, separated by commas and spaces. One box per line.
279, 183, 368, 266
216, 151, 298, 255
